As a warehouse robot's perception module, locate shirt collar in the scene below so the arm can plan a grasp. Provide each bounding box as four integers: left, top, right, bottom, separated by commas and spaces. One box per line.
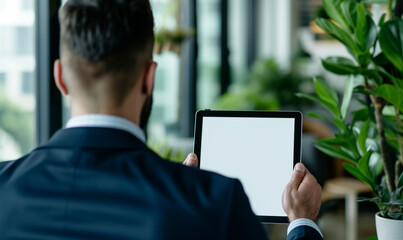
65, 114, 146, 143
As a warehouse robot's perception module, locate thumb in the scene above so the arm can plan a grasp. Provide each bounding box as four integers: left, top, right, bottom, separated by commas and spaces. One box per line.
183, 153, 198, 167
290, 163, 306, 189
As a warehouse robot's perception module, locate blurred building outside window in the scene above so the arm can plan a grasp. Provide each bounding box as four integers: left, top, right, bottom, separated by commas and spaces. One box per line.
13, 0, 374, 162
0, 0, 35, 161
148, 0, 181, 143
196, 0, 220, 110
228, 0, 248, 86
21, 71, 34, 95
0, 72, 5, 86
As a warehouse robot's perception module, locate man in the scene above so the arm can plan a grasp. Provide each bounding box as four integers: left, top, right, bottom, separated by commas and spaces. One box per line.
0, 0, 323, 239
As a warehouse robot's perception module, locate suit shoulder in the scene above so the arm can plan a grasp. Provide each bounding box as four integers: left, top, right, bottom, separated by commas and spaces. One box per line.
138, 149, 238, 199
0, 154, 30, 178
151, 151, 236, 186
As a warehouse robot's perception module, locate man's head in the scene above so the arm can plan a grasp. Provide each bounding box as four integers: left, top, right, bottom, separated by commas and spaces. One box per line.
54, 0, 156, 126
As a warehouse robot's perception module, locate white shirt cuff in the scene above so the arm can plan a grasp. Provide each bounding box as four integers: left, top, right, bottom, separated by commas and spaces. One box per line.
287, 218, 323, 237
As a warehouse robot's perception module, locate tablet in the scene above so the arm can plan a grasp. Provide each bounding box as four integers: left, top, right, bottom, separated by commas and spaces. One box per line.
194, 110, 302, 223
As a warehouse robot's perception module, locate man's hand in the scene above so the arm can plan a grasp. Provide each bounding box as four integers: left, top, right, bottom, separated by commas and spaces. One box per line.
282, 163, 321, 222
183, 153, 199, 167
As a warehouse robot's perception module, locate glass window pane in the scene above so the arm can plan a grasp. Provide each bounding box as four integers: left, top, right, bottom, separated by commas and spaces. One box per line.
148, 0, 181, 141
0, 0, 36, 161
228, 0, 248, 85
15, 26, 34, 55
0, 72, 6, 86
21, 71, 34, 94
197, 0, 220, 109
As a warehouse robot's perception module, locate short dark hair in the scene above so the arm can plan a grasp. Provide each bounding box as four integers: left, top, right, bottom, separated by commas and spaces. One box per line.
59, 0, 154, 104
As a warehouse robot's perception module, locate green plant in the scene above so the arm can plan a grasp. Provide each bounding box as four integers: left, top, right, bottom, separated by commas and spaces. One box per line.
216, 59, 311, 111
298, 0, 403, 219
148, 140, 186, 163
155, 28, 194, 44
0, 89, 34, 158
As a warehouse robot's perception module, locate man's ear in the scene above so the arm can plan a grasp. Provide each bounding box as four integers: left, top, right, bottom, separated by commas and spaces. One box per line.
53, 59, 69, 96
142, 61, 157, 96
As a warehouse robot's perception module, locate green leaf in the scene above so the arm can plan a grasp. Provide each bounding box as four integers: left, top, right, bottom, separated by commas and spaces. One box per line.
379, 19, 403, 73
364, 236, 378, 240
355, 3, 367, 51
365, 15, 378, 51
316, 18, 359, 56
344, 133, 362, 159
296, 93, 341, 118
398, 173, 403, 188
357, 151, 374, 188
341, 1, 357, 29
375, 65, 403, 89
322, 57, 359, 75
323, 0, 352, 32
313, 77, 339, 105
343, 163, 373, 189
316, 142, 356, 163
370, 84, 403, 113
307, 112, 346, 131
369, 152, 384, 179
352, 108, 371, 125
359, 69, 383, 85
354, 86, 371, 94
379, 176, 391, 202
358, 119, 371, 154
341, 75, 355, 119
317, 138, 351, 149
388, 210, 403, 220
361, 0, 387, 3
378, 13, 386, 27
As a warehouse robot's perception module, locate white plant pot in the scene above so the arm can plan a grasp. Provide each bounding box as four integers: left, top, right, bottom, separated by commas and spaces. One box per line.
375, 212, 403, 240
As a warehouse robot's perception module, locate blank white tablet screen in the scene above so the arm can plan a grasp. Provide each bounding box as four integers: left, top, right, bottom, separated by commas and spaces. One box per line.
200, 117, 295, 217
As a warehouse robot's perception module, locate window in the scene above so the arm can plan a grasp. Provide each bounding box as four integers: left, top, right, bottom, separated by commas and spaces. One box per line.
228, 0, 248, 85
61, 0, 188, 142
197, 0, 221, 109
148, 0, 182, 141
0, 0, 36, 161
21, 0, 34, 10
15, 26, 34, 55
0, 73, 5, 87
0, 26, 10, 56
21, 71, 34, 94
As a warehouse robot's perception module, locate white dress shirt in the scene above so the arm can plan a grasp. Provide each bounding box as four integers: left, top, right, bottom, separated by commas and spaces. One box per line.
65, 114, 322, 237
66, 114, 146, 143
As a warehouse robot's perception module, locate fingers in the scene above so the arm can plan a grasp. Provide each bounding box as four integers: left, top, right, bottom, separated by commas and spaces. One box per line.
299, 169, 322, 198
183, 153, 199, 167
282, 163, 322, 222
289, 163, 306, 189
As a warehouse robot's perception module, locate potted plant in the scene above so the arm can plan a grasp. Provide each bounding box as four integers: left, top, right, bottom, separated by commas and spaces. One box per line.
297, 0, 403, 238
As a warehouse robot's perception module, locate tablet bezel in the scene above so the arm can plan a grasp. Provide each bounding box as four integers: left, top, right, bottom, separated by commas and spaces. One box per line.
193, 110, 302, 223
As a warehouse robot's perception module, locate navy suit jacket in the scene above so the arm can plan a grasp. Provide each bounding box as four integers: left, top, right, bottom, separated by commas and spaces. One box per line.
0, 128, 323, 240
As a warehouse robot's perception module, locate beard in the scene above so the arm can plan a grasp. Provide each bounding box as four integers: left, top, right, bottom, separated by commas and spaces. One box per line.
139, 95, 153, 136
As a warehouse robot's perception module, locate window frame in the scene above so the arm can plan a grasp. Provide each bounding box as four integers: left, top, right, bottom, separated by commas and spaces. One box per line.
33, 0, 258, 142
179, 0, 198, 137
35, 0, 62, 146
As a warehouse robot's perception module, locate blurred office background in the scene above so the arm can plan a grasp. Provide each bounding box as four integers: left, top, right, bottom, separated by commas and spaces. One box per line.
0, 0, 380, 239
0, 0, 347, 160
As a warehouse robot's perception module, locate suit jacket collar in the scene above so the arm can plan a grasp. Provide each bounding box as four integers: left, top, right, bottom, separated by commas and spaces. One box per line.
39, 127, 148, 150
